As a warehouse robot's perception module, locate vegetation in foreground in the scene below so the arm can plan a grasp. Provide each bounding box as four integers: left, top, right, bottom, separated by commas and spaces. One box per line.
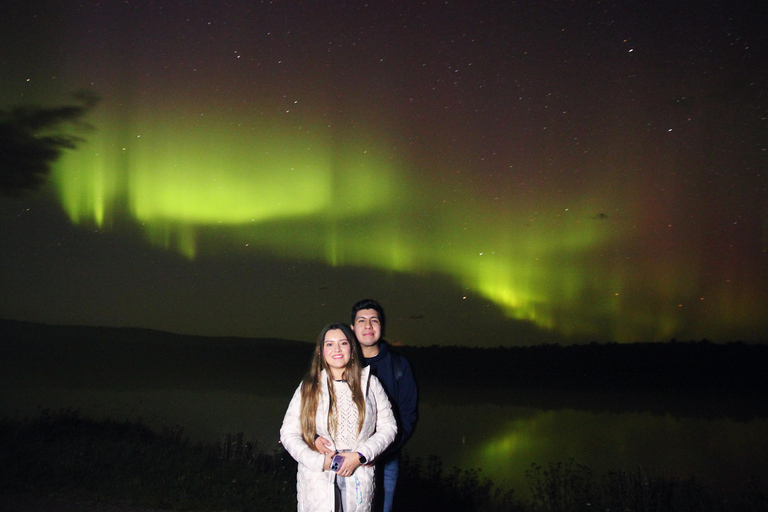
1, 411, 765, 512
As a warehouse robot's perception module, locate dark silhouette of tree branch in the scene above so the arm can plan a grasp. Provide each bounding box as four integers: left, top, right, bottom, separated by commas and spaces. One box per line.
0, 90, 100, 197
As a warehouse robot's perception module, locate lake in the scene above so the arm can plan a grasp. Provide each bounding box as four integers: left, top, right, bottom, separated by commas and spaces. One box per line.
1, 384, 765, 498
1, 322, 766, 498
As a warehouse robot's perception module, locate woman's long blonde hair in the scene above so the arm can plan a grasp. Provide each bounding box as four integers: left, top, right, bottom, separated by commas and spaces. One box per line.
299, 323, 366, 448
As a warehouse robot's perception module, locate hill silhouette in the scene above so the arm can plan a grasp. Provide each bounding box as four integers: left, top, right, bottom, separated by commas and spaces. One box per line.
1, 319, 766, 420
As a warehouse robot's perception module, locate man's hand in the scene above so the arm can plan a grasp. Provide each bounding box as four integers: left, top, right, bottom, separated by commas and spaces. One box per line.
314, 435, 334, 454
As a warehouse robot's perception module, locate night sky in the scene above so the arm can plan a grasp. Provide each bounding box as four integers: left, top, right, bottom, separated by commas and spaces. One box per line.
1, 0, 766, 347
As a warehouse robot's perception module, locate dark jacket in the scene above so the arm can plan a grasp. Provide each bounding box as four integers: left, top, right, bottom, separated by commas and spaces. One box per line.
364, 341, 418, 457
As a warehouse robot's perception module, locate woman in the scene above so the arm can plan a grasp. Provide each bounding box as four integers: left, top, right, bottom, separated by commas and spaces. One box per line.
280, 323, 397, 512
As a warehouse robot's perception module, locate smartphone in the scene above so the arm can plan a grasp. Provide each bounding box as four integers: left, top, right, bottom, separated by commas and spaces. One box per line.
330, 454, 345, 472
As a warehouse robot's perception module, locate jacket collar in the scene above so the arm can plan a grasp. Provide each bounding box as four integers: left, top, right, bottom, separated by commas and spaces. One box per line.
320, 366, 371, 393
364, 340, 390, 364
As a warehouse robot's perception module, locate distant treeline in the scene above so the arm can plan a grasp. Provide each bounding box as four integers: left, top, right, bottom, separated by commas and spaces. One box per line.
0, 319, 313, 395
398, 340, 768, 391
396, 341, 768, 420
2, 319, 766, 419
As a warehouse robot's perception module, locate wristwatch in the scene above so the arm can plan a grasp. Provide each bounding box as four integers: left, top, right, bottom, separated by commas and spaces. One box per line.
357, 452, 367, 464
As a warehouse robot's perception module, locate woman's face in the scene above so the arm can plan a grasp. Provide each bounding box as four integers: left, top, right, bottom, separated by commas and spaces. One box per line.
323, 328, 352, 378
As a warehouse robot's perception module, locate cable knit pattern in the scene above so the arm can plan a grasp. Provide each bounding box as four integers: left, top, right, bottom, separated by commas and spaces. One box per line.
280, 367, 397, 512
332, 380, 359, 450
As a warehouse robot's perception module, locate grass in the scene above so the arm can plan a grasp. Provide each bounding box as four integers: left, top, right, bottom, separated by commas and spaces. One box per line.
524, 459, 767, 512
0, 409, 297, 511
1, 410, 765, 511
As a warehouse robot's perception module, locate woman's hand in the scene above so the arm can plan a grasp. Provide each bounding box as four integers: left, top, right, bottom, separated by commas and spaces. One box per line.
335, 451, 361, 477
323, 451, 334, 471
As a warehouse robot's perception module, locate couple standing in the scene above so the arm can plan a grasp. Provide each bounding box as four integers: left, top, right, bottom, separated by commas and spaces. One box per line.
280, 299, 418, 512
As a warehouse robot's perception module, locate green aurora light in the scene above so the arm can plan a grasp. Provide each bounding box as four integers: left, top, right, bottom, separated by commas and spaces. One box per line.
49, 107, 767, 344
1, 0, 762, 345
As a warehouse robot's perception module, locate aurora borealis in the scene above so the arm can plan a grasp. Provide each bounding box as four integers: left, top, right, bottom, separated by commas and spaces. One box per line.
1, 0, 766, 346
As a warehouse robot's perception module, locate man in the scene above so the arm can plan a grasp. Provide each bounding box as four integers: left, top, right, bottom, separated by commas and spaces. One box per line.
317, 299, 418, 512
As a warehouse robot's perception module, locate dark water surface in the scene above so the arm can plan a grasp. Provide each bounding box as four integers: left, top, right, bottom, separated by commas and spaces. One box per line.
2, 386, 766, 498
1, 321, 766, 497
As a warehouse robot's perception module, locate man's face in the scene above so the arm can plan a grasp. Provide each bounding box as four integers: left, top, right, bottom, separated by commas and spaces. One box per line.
352, 308, 382, 350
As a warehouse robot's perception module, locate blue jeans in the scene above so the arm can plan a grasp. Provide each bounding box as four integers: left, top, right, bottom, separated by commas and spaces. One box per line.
374, 455, 399, 512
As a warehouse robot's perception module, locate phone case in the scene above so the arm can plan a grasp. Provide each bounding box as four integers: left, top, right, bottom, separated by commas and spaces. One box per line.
330, 454, 344, 472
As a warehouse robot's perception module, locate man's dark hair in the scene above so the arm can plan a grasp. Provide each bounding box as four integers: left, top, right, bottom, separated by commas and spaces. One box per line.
350, 298, 386, 336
